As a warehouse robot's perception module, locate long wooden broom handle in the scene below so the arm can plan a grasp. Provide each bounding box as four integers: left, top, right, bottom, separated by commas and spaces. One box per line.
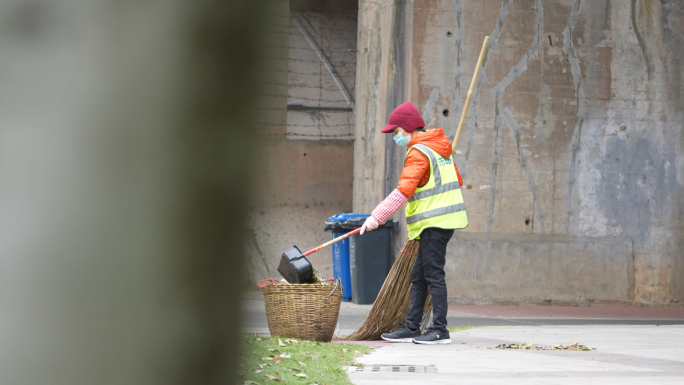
452, 36, 489, 153
303, 227, 361, 257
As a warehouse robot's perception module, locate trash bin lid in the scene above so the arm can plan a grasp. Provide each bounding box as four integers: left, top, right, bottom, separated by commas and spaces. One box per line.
325, 213, 370, 232
327, 213, 370, 222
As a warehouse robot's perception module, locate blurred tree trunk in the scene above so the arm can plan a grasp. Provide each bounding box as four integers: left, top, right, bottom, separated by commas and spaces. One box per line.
0, 1, 266, 384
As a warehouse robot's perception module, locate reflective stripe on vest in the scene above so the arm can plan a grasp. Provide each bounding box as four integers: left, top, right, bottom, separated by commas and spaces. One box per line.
406, 202, 467, 224
405, 143, 467, 239
407, 147, 459, 202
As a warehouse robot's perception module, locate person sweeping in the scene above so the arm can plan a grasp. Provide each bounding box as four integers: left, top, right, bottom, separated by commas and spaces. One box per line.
359, 101, 468, 345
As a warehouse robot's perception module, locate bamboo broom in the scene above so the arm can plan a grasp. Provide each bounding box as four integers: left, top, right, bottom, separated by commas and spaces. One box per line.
339, 37, 489, 341
337, 239, 432, 340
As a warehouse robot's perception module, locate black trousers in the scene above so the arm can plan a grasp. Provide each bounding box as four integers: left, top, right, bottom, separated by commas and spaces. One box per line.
404, 227, 454, 333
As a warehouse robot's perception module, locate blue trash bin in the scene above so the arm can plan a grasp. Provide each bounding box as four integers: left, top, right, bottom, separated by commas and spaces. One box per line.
324, 213, 370, 302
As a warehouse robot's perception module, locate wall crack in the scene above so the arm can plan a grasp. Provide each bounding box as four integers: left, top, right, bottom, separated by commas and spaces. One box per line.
422, 88, 440, 127
483, 0, 511, 233
247, 227, 272, 277
491, 0, 547, 233
563, 0, 586, 235
449, 0, 464, 142
631, 0, 653, 80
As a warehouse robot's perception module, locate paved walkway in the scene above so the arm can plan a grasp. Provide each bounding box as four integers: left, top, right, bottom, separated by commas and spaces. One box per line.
448, 304, 684, 319
243, 291, 684, 347
350, 325, 684, 384
242, 292, 684, 383
242, 292, 684, 338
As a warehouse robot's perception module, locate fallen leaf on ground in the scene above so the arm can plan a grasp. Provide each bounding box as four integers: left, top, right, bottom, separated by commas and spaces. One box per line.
264, 374, 283, 381
272, 356, 284, 364
296, 361, 306, 366
278, 339, 286, 347
491, 343, 595, 351
279, 353, 291, 358
254, 370, 263, 374
294, 373, 307, 378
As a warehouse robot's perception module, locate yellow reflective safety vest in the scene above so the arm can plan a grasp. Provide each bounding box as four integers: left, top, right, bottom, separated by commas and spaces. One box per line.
405, 144, 468, 240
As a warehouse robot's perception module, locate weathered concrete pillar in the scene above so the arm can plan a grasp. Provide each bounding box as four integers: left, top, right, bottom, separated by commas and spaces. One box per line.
354, 0, 413, 258
353, 0, 396, 213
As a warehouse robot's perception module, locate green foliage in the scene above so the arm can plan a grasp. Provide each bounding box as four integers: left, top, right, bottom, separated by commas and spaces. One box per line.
310, 268, 324, 283
240, 334, 374, 384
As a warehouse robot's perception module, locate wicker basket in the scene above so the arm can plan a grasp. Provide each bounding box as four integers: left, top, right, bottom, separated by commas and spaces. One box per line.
262, 279, 342, 342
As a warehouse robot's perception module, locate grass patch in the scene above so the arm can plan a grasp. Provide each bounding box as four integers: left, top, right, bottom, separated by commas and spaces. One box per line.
240, 334, 374, 385
447, 324, 511, 333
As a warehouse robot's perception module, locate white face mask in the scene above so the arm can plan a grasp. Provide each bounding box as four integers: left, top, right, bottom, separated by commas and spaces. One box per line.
394, 130, 410, 146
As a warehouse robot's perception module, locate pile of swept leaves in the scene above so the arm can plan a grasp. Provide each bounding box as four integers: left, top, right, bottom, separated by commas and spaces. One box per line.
240, 334, 373, 384
310, 268, 325, 283
490, 342, 595, 351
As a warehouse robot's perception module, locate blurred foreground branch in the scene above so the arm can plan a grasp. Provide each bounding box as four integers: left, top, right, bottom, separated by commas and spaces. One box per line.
0, 1, 268, 384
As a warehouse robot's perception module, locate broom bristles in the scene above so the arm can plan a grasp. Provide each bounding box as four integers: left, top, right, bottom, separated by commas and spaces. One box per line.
337, 239, 432, 340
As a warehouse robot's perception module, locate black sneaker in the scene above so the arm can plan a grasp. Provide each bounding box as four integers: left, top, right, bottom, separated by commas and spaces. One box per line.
381, 323, 421, 343
412, 328, 451, 345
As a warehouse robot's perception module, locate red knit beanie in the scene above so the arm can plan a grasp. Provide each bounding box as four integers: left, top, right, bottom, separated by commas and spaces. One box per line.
381, 102, 425, 133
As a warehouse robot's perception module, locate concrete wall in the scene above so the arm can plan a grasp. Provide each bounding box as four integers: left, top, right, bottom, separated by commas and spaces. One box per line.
447, 233, 634, 305
247, 1, 357, 283
247, 140, 354, 281
355, 0, 684, 306
287, 11, 357, 140
257, 0, 290, 136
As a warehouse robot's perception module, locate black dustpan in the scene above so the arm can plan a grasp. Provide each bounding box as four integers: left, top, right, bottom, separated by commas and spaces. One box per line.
277, 246, 313, 284
277, 228, 362, 284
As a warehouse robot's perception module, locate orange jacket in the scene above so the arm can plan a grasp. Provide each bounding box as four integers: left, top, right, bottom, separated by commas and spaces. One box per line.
397, 128, 464, 199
